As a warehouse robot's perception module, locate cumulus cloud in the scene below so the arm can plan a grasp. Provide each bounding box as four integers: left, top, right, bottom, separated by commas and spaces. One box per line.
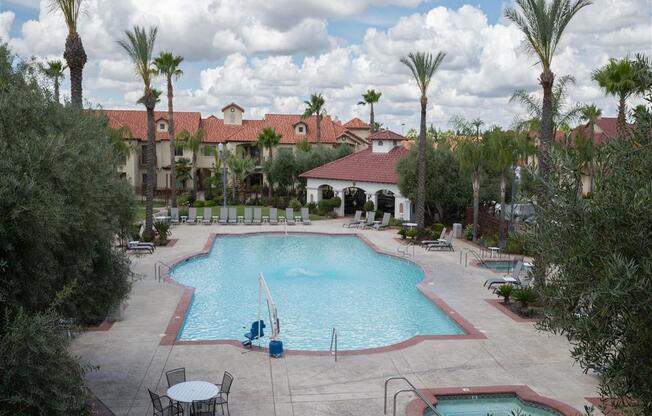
0, 11, 14, 41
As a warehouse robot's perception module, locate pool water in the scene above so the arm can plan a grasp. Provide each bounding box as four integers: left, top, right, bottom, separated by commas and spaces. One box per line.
172, 234, 464, 350
479, 261, 515, 273
426, 394, 561, 416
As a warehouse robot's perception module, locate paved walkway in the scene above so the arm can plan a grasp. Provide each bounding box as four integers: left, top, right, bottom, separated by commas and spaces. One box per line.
72, 219, 600, 415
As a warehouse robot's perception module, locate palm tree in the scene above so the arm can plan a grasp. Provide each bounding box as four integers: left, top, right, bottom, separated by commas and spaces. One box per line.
358, 89, 382, 131
153, 52, 184, 208
256, 127, 282, 198
49, 0, 87, 108
471, 118, 484, 138
457, 138, 486, 243
228, 153, 255, 203
400, 51, 446, 230
505, 0, 592, 200
42, 60, 67, 103
488, 131, 519, 247
177, 129, 206, 200
592, 57, 639, 137
118, 25, 158, 239
579, 104, 601, 192
302, 93, 326, 145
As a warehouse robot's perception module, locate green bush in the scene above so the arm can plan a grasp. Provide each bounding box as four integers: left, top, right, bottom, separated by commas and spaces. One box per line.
204, 200, 217, 207
154, 221, 171, 244
193, 200, 205, 207
307, 202, 317, 214
330, 196, 342, 208
389, 218, 403, 227
406, 229, 418, 239
177, 192, 192, 207
481, 235, 498, 248
398, 229, 407, 239
464, 224, 473, 240
289, 198, 302, 211
512, 287, 538, 308
275, 197, 288, 210
496, 284, 514, 304
363, 200, 375, 212
327, 211, 338, 219
431, 223, 445, 236
179, 207, 189, 217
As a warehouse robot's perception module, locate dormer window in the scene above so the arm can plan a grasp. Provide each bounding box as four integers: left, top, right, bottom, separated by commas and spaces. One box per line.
393, 140, 397, 146
378, 140, 383, 146
294, 122, 307, 135
157, 121, 168, 132
298, 126, 304, 133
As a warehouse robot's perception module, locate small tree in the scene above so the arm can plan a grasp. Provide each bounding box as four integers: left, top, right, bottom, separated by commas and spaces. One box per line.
302, 93, 326, 145
177, 128, 206, 200
457, 137, 487, 243
257, 127, 282, 197
41, 59, 67, 103
357, 89, 382, 131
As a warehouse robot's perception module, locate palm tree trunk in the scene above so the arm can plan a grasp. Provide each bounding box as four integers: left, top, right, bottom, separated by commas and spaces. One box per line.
538, 69, 555, 205
268, 147, 273, 198
616, 95, 627, 138
64, 32, 87, 109
144, 94, 156, 239
192, 153, 198, 200
472, 173, 479, 243
499, 173, 507, 247
589, 121, 595, 193
415, 96, 427, 230
316, 115, 322, 145
167, 77, 177, 208
54, 77, 60, 103
370, 103, 375, 132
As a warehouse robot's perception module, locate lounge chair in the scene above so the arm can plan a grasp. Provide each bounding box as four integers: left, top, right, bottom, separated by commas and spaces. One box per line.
218, 207, 228, 224
127, 241, 153, 254
343, 210, 363, 228
243, 207, 253, 225
202, 207, 212, 224
301, 207, 311, 225
373, 212, 391, 230
253, 207, 262, 225
361, 211, 375, 228
228, 207, 237, 225
269, 208, 279, 225
424, 231, 454, 251
285, 208, 296, 225
170, 207, 180, 225
484, 259, 524, 289
421, 227, 447, 245
187, 207, 197, 225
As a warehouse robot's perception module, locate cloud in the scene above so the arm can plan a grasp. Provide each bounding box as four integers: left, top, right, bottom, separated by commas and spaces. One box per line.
0, 11, 15, 41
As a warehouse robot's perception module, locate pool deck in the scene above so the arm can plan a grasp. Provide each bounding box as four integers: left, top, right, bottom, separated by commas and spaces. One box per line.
71, 219, 601, 415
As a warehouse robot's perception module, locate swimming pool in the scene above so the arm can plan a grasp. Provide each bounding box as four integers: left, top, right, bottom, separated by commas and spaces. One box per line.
479, 260, 515, 273
171, 234, 464, 350
426, 394, 562, 416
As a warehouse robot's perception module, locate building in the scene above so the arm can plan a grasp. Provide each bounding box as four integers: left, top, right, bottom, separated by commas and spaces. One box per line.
102, 103, 370, 194
300, 129, 413, 220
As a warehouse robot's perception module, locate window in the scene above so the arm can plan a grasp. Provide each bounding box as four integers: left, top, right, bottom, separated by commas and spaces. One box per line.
298, 126, 304, 133
140, 144, 148, 164
202, 145, 214, 156
174, 146, 183, 156
393, 140, 397, 146
378, 140, 383, 146
157, 121, 167, 132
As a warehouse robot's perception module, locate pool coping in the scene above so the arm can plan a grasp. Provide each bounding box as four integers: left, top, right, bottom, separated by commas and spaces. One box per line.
159, 231, 486, 354
405, 385, 584, 416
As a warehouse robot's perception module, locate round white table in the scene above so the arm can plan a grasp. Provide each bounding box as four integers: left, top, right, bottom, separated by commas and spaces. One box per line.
167, 381, 219, 404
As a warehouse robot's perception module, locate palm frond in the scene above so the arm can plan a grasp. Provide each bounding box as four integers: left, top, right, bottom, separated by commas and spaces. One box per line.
49, 0, 84, 33
118, 25, 158, 89
400, 51, 445, 96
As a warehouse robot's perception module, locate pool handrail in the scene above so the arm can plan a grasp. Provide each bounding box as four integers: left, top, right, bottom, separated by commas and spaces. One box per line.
329, 327, 337, 362
154, 260, 173, 282
384, 376, 441, 416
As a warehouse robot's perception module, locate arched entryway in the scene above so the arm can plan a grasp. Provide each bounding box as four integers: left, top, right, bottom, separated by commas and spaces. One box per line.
314, 184, 334, 203
376, 189, 395, 215
343, 187, 366, 215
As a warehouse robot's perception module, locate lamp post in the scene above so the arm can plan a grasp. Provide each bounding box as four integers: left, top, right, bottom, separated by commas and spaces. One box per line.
218, 143, 227, 207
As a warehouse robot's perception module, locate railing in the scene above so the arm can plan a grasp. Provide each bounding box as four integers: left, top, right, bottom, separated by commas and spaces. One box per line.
329, 328, 338, 362
460, 248, 486, 267
154, 261, 173, 282
384, 376, 441, 416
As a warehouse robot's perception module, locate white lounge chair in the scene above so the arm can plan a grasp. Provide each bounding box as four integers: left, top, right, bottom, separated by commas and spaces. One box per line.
485, 260, 524, 289
286, 208, 296, 225
421, 227, 447, 245
425, 231, 454, 251
343, 210, 362, 228
244, 207, 253, 225
301, 207, 311, 225
127, 241, 154, 254
218, 207, 228, 225
228, 207, 237, 224
203, 207, 212, 224
187, 207, 197, 225
361, 211, 375, 228
373, 212, 391, 230
269, 208, 279, 225
170, 207, 180, 225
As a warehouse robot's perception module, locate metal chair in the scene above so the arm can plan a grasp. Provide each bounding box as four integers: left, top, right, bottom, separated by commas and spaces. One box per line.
166, 367, 186, 388
215, 371, 233, 416
191, 397, 217, 416
148, 389, 184, 416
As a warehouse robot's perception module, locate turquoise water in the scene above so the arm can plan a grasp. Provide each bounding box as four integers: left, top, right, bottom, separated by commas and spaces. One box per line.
172, 234, 464, 350
426, 395, 561, 416
479, 261, 514, 272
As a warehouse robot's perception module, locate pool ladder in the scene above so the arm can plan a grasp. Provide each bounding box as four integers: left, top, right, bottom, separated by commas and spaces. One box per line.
397, 241, 416, 257
329, 328, 338, 362
460, 248, 486, 267
154, 261, 173, 282
384, 376, 442, 416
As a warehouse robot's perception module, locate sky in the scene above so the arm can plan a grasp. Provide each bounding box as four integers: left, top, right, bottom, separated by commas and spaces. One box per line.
1, 0, 651, 131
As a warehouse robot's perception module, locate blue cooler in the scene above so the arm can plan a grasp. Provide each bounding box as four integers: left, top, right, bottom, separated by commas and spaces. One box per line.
269, 340, 284, 358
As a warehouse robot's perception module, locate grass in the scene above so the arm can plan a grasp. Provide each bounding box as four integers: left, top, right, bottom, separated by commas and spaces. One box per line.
134, 200, 167, 222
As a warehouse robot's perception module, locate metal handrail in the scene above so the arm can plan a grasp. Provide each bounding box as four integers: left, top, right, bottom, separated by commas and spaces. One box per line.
154, 261, 173, 282
461, 248, 486, 267
397, 241, 416, 257
384, 376, 441, 416
329, 328, 337, 362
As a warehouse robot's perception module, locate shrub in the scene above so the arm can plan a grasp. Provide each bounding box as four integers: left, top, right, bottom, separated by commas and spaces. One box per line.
406, 229, 418, 239
513, 287, 539, 308
389, 218, 403, 227
179, 207, 189, 218
177, 192, 192, 207
154, 221, 171, 244
289, 198, 302, 211
495, 284, 514, 304
318, 199, 333, 215
193, 200, 205, 208
363, 200, 375, 212
481, 235, 498, 248
327, 211, 338, 219
398, 229, 407, 239
204, 188, 215, 201
275, 197, 288, 210
204, 200, 216, 207
431, 223, 445, 235
307, 202, 317, 214
330, 196, 342, 208
464, 224, 473, 240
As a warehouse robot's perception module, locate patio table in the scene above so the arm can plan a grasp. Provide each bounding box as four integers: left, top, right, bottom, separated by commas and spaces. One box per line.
237, 215, 244, 224
167, 381, 219, 411
488, 246, 500, 258
212, 215, 219, 223
403, 222, 418, 229
180, 216, 188, 223
294, 215, 302, 223
262, 215, 269, 224
279, 216, 286, 223
197, 216, 204, 223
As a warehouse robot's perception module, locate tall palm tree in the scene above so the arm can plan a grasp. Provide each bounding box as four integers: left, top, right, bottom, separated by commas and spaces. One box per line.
505, 0, 592, 200
302, 93, 326, 145
401, 51, 446, 230
488, 131, 518, 247
42, 60, 67, 103
457, 138, 486, 243
228, 153, 255, 203
358, 89, 382, 132
177, 129, 206, 200
256, 127, 282, 198
153, 52, 184, 208
49, 0, 87, 108
592, 57, 639, 137
471, 118, 484, 138
579, 104, 601, 192
118, 25, 158, 239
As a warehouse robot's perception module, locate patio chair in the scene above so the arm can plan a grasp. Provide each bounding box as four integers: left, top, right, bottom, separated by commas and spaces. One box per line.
484, 259, 524, 289
191, 397, 217, 416
126, 241, 153, 254
424, 231, 454, 251
361, 211, 375, 228
243, 207, 253, 225
373, 212, 391, 230
148, 389, 184, 416
253, 207, 262, 225
165, 368, 186, 388
421, 227, 447, 245
218, 207, 228, 225
228, 207, 237, 225
202, 207, 212, 225
187, 207, 197, 225
343, 210, 362, 228
269, 208, 279, 225
301, 207, 311, 225
215, 371, 233, 416
170, 207, 180, 226
285, 208, 296, 225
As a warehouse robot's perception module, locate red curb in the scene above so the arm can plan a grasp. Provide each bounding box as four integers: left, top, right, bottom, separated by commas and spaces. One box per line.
484, 299, 539, 323
405, 385, 583, 416
85, 320, 114, 332
159, 231, 486, 353
585, 397, 623, 415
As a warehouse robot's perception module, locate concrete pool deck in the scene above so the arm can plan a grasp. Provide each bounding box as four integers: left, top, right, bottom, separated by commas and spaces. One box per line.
71, 219, 600, 416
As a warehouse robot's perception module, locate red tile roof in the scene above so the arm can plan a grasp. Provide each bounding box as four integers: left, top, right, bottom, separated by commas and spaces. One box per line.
368, 129, 407, 141
570, 117, 633, 145
102, 109, 201, 141
300, 147, 408, 184
343, 117, 370, 129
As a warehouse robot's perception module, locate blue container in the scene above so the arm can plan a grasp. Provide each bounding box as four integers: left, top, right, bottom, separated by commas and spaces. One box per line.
269, 340, 283, 358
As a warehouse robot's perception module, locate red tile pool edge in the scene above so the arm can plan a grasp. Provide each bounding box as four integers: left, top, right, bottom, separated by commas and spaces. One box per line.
159, 232, 486, 353
405, 385, 584, 416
